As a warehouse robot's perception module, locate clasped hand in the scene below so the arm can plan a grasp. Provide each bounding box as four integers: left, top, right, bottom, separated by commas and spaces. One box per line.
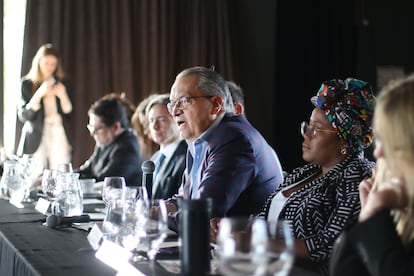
359, 162, 408, 222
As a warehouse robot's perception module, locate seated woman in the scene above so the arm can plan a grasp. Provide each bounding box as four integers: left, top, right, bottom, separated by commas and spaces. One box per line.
330, 75, 414, 276
211, 78, 376, 275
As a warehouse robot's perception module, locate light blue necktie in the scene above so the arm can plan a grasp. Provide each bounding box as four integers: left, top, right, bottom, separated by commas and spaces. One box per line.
191, 140, 203, 199
153, 153, 166, 182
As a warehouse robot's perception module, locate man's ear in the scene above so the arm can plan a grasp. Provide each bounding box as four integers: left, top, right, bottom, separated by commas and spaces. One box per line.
234, 103, 244, 115
211, 96, 223, 115
112, 121, 122, 132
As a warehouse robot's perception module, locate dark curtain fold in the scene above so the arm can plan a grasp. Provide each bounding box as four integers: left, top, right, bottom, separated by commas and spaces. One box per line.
19, 0, 234, 167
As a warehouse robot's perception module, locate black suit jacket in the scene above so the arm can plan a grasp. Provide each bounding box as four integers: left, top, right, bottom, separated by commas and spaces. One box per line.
330, 210, 414, 276
77, 129, 144, 186
17, 78, 72, 155
151, 140, 187, 199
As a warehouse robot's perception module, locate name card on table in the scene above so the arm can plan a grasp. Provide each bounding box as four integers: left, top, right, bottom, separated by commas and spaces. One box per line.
87, 223, 103, 250
35, 197, 51, 214
96, 240, 143, 275
10, 199, 24, 209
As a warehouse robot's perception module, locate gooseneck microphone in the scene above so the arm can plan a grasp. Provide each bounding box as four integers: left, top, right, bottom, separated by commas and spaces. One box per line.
46, 214, 91, 228
141, 160, 155, 199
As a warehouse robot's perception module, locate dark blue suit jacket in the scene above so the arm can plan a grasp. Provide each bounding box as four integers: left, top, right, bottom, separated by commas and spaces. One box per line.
182, 113, 283, 218
151, 140, 187, 199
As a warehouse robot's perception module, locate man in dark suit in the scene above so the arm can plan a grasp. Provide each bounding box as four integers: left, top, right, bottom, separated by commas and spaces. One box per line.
146, 94, 187, 199
76, 98, 143, 186
167, 66, 284, 218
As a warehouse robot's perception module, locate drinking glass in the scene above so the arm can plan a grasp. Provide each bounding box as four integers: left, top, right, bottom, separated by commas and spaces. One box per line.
102, 176, 126, 210
265, 220, 294, 276
102, 197, 124, 242
133, 199, 168, 261
116, 186, 149, 251
135, 185, 149, 201
57, 163, 73, 173
216, 217, 267, 275
53, 172, 83, 216
124, 185, 148, 202
20, 154, 36, 202
41, 169, 63, 213
0, 159, 25, 204
215, 217, 294, 276
101, 177, 126, 240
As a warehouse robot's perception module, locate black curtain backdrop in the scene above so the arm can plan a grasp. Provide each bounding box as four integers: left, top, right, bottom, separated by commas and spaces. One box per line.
19, 0, 235, 168
17, 0, 410, 171
274, 1, 359, 170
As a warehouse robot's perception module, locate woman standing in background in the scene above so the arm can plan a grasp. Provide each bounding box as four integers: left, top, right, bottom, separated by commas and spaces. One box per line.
17, 44, 73, 175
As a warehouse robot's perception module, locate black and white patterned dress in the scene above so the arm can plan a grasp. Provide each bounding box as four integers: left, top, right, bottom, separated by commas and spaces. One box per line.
259, 152, 375, 275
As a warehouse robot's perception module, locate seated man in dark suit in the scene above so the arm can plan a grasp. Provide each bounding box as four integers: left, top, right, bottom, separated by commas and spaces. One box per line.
146, 94, 187, 199
76, 98, 143, 186
168, 66, 284, 219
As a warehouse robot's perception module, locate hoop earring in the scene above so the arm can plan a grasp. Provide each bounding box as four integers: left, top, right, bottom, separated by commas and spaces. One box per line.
340, 147, 347, 155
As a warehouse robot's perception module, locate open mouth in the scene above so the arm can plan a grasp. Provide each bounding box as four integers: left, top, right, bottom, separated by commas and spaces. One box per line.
176, 120, 185, 127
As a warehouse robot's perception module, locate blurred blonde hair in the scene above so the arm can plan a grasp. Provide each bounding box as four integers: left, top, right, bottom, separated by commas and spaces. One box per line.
131, 94, 159, 159
24, 43, 66, 85
375, 74, 414, 246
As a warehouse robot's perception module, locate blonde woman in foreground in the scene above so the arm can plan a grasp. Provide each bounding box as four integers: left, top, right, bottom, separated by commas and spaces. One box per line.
330, 75, 414, 276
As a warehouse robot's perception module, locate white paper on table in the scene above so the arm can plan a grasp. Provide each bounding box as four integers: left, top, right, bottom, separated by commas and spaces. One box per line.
95, 240, 132, 272
35, 197, 51, 214
87, 223, 103, 250
116, 263, 145, 276
10, 199, 24, 209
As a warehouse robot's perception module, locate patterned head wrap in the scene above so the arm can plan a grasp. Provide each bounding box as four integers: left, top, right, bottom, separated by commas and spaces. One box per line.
311, 78, 375, 153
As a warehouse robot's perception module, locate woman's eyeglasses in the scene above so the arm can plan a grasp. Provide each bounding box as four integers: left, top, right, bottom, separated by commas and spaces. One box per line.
167, 96, 213, 113
300, 121, 336, 138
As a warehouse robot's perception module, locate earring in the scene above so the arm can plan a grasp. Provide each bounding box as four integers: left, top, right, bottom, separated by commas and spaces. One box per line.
340, 147, 347, 155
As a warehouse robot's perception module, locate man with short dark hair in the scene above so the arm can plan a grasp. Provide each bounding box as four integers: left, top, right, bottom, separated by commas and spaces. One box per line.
77, 98, 143, 186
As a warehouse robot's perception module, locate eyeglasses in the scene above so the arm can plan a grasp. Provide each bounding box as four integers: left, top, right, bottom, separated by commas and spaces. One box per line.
87, 124, 108, 135
300, 121, 337, 138
167, 96, 214, 113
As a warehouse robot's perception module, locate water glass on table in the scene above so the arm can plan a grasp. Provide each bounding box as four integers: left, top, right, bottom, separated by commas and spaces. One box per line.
132, 199, 168, 262
57, 163, 73, 173
102, 176, 126, 211
103, 186, 149, 250
41, 169, 63, 213
53, 172, 83, 216
215, 217, 294, 276
0, 159, 26, 205
101, 176, 126, 240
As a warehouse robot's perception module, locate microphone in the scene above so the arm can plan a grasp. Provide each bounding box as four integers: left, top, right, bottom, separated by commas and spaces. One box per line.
141, 160, 155, 199
46, 214, 90, 228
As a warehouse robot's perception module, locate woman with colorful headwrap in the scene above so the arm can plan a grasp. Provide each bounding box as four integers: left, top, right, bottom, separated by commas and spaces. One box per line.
211, 78, 376, 275
330, 75, 414, 276
272, 78, 376, 274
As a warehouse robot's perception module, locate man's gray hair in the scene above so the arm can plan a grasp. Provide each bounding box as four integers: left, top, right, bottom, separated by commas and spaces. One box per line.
176, 66, 234, 113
